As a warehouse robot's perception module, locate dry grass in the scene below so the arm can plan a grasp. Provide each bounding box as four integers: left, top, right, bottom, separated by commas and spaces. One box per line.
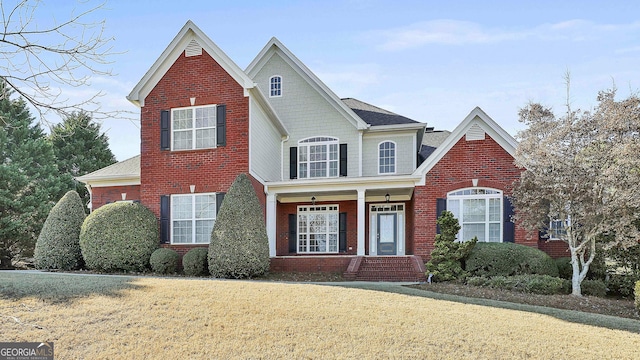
1, 272, 640, 359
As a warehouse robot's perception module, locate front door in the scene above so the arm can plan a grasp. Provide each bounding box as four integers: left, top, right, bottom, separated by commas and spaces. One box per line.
377, 213, 397, 255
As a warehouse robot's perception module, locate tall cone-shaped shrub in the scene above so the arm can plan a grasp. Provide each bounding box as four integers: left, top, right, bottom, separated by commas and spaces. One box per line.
426, 210, 477, 282
34, 190, 86, 270
209, 173, 269, 278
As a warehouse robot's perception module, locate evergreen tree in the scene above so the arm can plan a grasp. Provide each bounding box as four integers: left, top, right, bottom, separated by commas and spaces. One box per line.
49, 111, 116, 212
0, 83, 66, 268
426, 211, 477, 282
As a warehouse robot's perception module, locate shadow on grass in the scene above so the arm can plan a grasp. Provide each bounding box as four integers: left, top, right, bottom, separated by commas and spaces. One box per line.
330, 282, 640, 334
0, 271, 145, 303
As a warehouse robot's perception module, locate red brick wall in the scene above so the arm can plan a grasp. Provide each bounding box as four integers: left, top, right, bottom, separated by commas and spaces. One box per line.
412, 135, 530, 260
91, 185, 141, 209
270, 256, 354, 273
139, 49, 250, 221
537, 240, 570, 258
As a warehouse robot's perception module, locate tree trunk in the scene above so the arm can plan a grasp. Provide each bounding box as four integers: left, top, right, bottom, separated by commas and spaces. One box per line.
570, 252, 583, 296
0, 247, 14, 269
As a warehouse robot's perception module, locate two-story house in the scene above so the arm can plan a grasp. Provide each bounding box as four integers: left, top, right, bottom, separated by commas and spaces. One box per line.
78, 21, 566, 281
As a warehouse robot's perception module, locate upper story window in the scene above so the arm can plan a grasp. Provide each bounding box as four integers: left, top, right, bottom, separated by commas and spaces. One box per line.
270, 75, 282, 97
172, 105, 216, 150
378, 141, 396, 174
447, 188, 502, 243
171, 193, 217, 244
298, 137, 339, 179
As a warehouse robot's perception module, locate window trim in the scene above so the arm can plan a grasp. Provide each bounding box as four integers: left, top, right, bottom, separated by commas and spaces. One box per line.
378, 140, 397, 175
297, 205, 339, 253
447, 188, 503, 243
297, 136, 339, 179
170, 192, 217, 245
170, 104, 217, 151
269, 75, 282, 97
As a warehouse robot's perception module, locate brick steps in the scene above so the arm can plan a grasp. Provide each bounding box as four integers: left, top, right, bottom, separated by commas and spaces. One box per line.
343, 256, 426, 282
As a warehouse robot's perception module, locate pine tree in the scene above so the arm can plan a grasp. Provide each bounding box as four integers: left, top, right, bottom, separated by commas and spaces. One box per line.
49, 111, 116, 212
0, 82, 66, 268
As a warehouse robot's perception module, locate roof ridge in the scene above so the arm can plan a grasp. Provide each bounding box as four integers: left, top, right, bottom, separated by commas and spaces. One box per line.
341, 98, 399, 116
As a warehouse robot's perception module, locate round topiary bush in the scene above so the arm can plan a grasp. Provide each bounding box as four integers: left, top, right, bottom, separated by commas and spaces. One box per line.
150, 248, 179, 274
182, 247, 209, 276
34, 191, 86, 270
466, 242, 559, 277
80, 202, 158, 272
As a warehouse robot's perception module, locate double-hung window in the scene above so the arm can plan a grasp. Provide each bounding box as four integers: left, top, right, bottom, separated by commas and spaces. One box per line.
297, 205, 339, 253
270, 75, 282, 97
171, 193, 216, 244
548, 218, 569, 240
447, 188, 502, 242
172, 105, 216, 150
379, 141, 396, 174
298, 137, 339, 178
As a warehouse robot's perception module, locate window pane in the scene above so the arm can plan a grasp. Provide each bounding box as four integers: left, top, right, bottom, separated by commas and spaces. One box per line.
448, 199, 460, 219
299, 163, 307, 178
195, 107, 216, 128
195, 128, 215, 149
463, 199, 485, 222
298, 234, 307, 252
463, 223, 485, 242
489, 198, 501, 222
172, 109, 192, 130
329, 144, 338, 161
299, 146, 307, 161
172, 220, 192, 243
173, 130, 192, 150
329, 161, 338, 177
328, 213, 338, 232
172, 196, 192, 220
195, 219, 214, 243
328, 234, 338, 252
310, 162, 326, 178
195, 194, 216, 219
489, 223, 501, 242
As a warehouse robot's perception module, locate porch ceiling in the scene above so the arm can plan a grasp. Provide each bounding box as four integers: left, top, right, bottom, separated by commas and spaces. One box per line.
276, 187, 413, 203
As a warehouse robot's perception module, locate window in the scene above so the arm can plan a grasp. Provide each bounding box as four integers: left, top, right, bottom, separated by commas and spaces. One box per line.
298, 137, 339, 178
548, 219, 568, 240
378, 141, 396, 174
172, 105, 216, 150
447, 188, 502, 242
270, 75, 282, 97
171, 193, 216, 244
297, 205, 339, 253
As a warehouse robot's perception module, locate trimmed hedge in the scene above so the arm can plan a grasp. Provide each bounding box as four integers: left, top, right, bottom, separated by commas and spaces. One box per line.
34, 191, 86, 270
182, 247, 209, 276
80, 202, 158, 272
467, 275, 567, 295
581, 279, 607, 297
466, 242, 559, 277
554, 257, 572, 280
150, 248, 179, 274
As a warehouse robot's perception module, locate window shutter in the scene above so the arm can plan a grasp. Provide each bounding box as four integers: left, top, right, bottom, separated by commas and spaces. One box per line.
436, 198, 446, 234
289, 147, 297, 179
288, 214, 297, 253
339, 144, 348, 177
339, 212, 347, 252
216, 105, 226, 147
503, 196, 515, 243
160, 110, 170, 150
160, 195, 170, 244
216, 192, 226, 214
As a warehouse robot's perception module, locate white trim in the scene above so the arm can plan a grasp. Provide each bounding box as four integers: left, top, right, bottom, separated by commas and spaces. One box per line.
377, 140, 397, 175
170, 192, 217, 245
412, 132, 417, 170
170, 104, 217, 151
369, 203, 405, 256
357, 189, 365, 256
297, 136, 340, 179
296, 204, 339, 254
446, 187, 503, 243
358, 131, 363, 177
269, 75, 282, 97
266, 193, 277, 256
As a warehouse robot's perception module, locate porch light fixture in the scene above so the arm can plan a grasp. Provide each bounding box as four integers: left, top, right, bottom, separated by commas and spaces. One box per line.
311, 196, 316, 205
385, 193, 390, 203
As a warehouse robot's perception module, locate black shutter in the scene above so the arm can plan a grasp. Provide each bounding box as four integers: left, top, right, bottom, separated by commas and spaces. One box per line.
160, 195, 170, 244
436, 198, 446, 234
339, 212, 347, 252
288, 214, 297, 253
216, 105, 226, 147
216, 192, 226, 214
160, 110, 170, 150
339, 144, 348, 177
289, 147, 297, 179
503, 196, 515, 243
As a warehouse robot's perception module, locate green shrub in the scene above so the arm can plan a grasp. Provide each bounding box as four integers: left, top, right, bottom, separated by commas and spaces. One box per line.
607, 274, 639, 298
581, 279, 607, 297
34, 191, 86, 270
209, 174, 270, 278
604, 243, 640, 297
467, 275, 567, 295
80, 202, 158, 272
426, 211, 477, 282
635, 281, 640, 312
182, 247, 209, 276
466, 242, 559, 278
150, 248, 179, 274
555, 257, 572, 280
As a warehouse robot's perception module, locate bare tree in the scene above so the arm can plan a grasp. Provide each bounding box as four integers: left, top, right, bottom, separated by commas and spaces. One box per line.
0, 0, 116, 121
513, 83, 640, 296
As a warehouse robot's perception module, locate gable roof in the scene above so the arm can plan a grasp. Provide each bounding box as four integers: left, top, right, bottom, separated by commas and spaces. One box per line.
127, 20, 255, 107
414, 107, 518, 181
246, 37, 369, 131
342, 98, 420, 126
76, 155, 140, 185
419, 129, 451, 161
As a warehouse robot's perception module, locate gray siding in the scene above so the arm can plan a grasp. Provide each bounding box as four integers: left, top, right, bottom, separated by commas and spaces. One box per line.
362, 133, 415, 176
250, 96, 282, 181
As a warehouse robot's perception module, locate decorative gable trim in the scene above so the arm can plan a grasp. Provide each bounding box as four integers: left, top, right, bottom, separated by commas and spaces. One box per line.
127, 20, 255, 107
413, 107, 517, 184
465, 124, 485, 141
185, 39, 202, 57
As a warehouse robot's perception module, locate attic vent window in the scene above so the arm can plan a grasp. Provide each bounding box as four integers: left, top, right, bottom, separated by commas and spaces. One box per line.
270, 75, 282, 97
185, 39, 202, 57
466, 124, 485, 141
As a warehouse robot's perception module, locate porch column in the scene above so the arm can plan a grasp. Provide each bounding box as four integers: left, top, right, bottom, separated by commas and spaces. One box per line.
357, 189, 365, 256
266, 193, 277, 257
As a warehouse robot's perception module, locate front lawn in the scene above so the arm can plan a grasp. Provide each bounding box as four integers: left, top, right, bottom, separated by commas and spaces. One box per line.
1, 272, 639, 359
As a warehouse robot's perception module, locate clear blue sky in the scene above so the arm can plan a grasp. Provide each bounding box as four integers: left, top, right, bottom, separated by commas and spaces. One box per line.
39, 0, 640, 160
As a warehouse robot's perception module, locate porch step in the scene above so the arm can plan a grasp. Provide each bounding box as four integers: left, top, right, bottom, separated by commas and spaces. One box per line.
343, 256, 427, 282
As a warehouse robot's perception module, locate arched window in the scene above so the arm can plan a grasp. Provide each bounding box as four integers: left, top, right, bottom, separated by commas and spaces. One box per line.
447, 188, 502, 242
298, 136, 339, 178
378, 141, 396, 174
269, 75, 282, 97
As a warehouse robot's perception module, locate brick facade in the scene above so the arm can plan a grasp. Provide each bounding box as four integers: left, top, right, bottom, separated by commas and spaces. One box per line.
91, 185, 141, 209
412, 135, 530, 260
